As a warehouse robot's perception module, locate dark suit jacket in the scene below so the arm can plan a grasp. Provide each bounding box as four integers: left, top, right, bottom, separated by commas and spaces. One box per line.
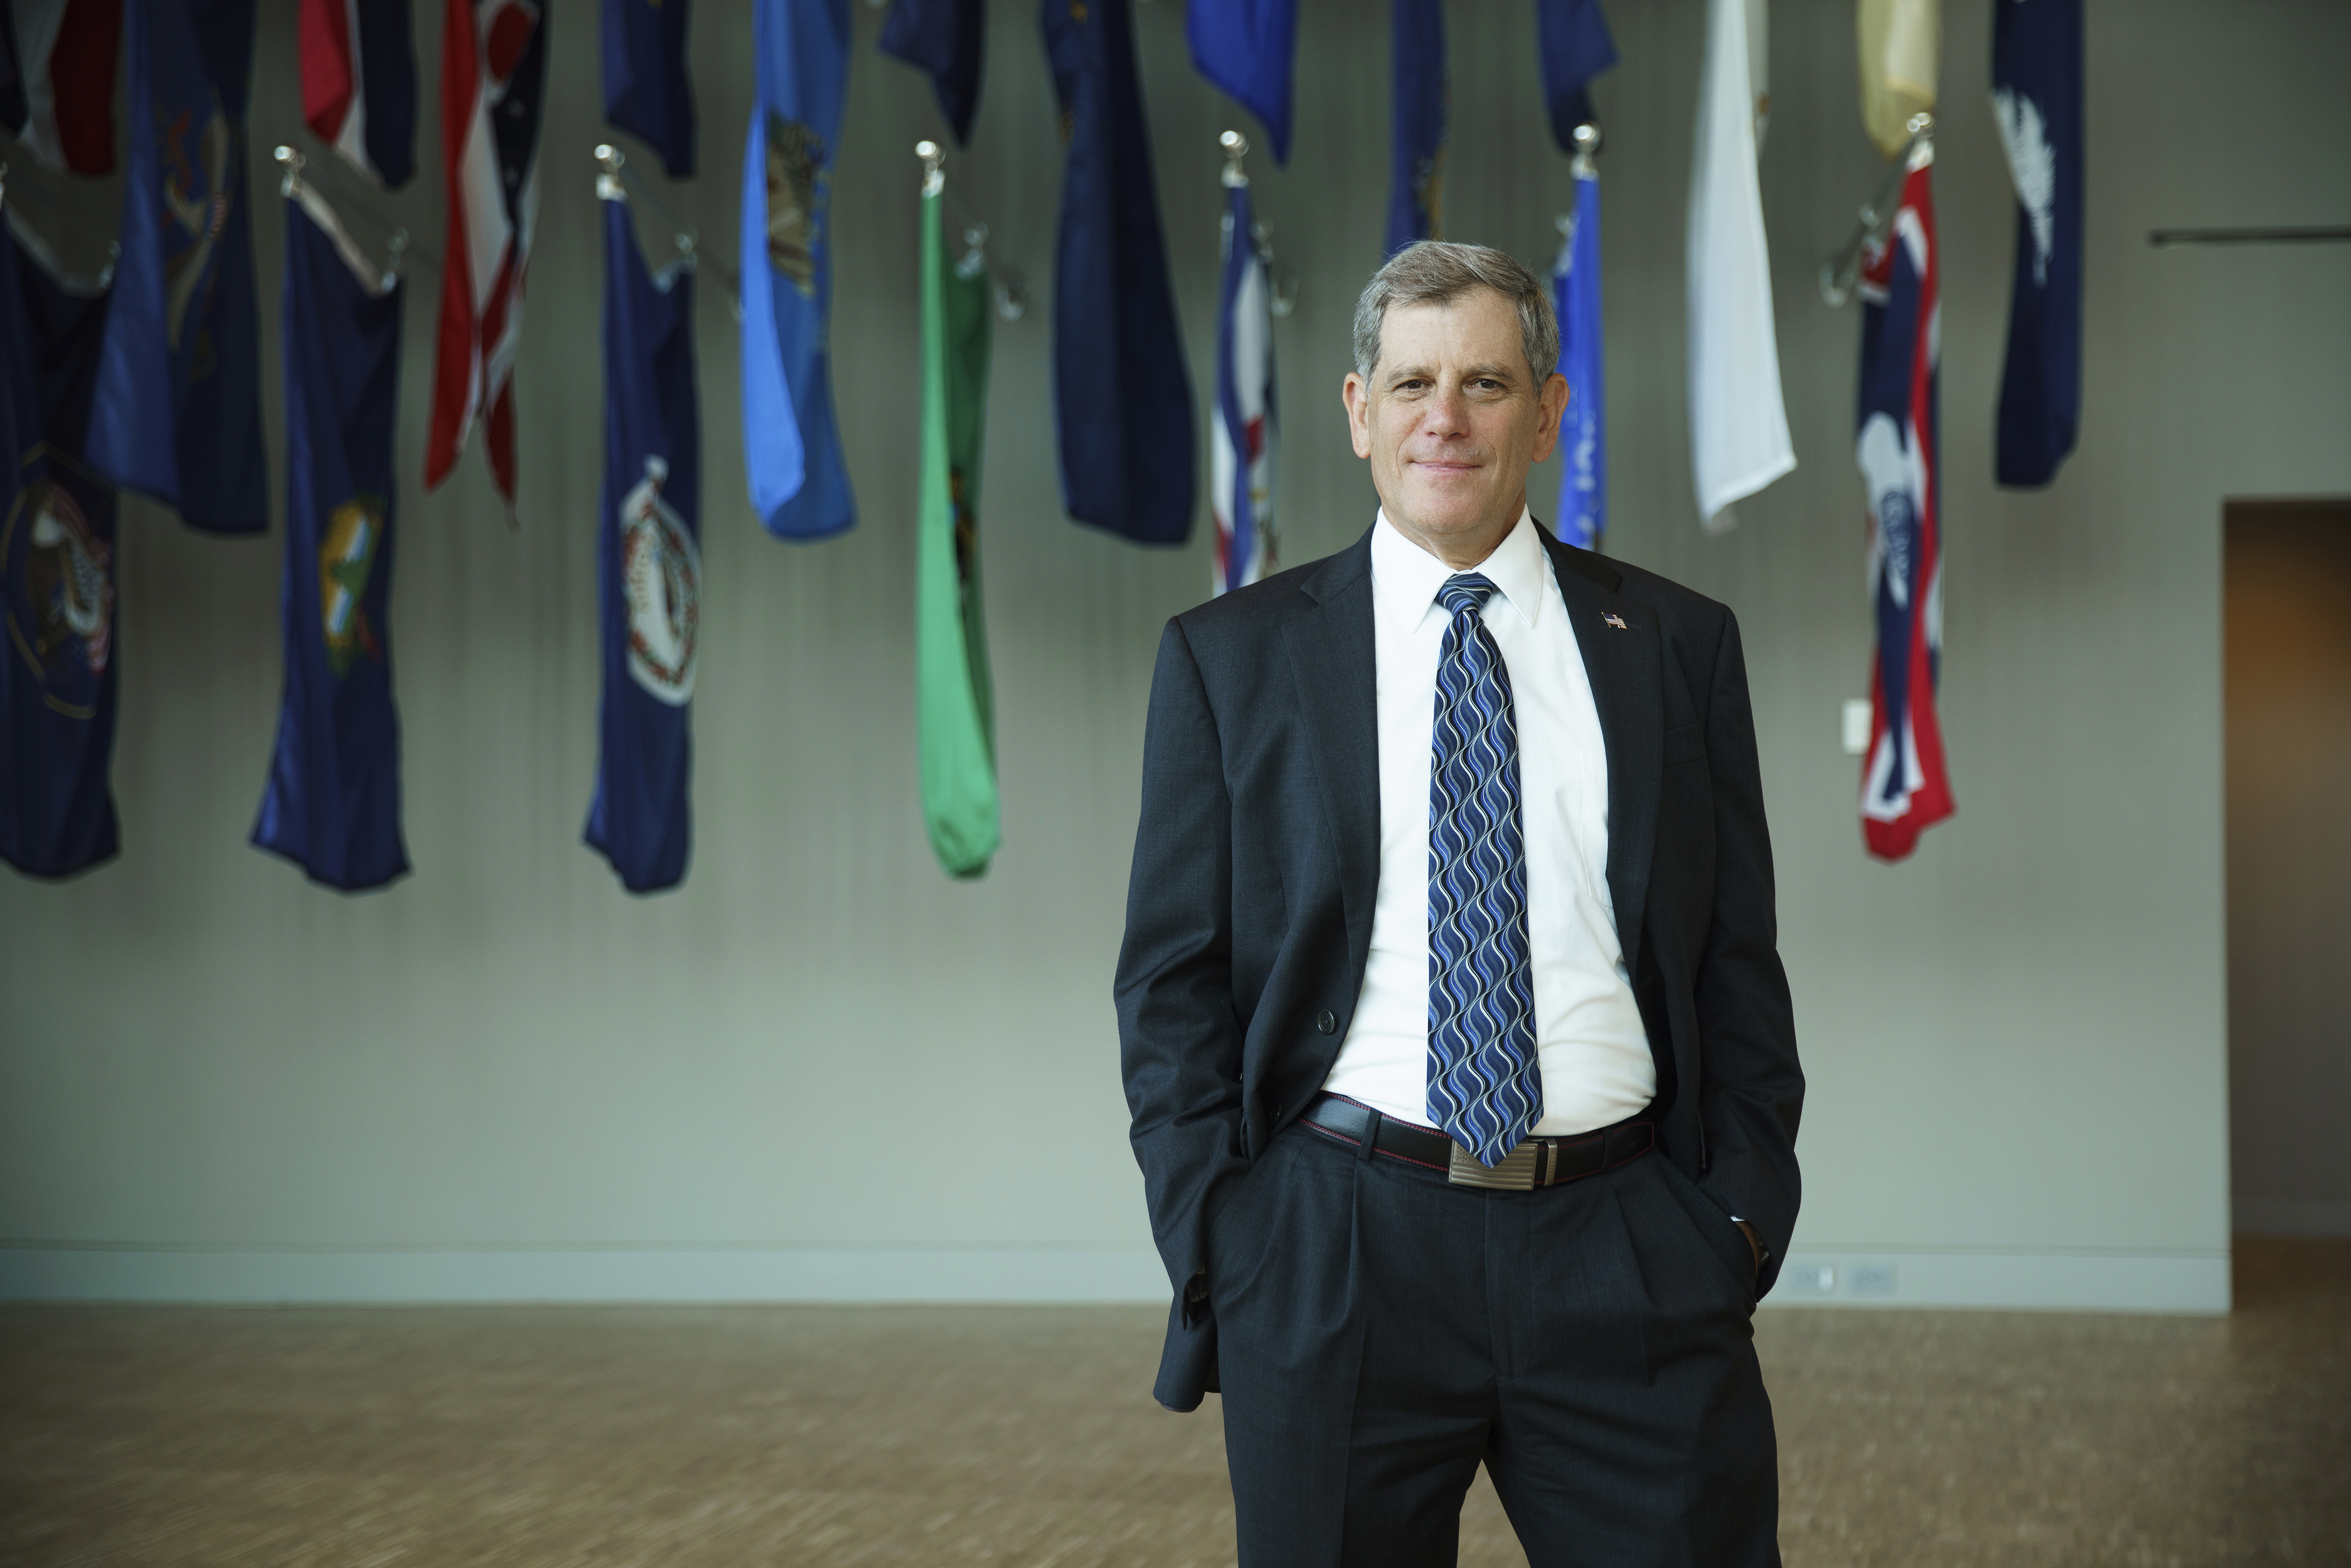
1114, 524, 1803, 1412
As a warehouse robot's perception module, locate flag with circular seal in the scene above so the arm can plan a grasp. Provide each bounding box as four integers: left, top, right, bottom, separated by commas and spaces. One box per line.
252, 185, 409, 890
585, 185, 701, 893
1, 215, 122, 879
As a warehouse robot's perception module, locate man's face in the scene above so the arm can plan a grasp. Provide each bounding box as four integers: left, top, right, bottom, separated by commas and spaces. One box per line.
1343, 289, 1568, 564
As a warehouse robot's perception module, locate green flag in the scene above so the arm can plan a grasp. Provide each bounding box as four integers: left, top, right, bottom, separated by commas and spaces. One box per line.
916, 183, 1001, 876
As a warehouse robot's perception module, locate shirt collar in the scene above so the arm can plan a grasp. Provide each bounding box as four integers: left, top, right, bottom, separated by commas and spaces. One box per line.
1371, 507, 1549, 636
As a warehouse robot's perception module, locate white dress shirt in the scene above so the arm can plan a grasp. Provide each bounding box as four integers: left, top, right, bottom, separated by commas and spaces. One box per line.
1319, 509, 1657, 1138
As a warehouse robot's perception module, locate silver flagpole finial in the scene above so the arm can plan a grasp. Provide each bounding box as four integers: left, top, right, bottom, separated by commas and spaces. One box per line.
1220, 129, 1249, 188
1569, 122, 1601, 179
595, 143, 626, 201
917, 140, 945, 196
274, 144, 305, 197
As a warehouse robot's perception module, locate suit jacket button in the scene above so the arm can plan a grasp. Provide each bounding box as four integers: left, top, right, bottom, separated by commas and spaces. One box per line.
1317, 1010, 1337, 1035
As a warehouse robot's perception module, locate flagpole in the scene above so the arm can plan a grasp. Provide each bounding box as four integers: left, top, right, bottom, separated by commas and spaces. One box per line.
1570, 120, 1602, 179
593, 143, 699, 270
915, 140, 1028, 324
1819, 112, 1933, 307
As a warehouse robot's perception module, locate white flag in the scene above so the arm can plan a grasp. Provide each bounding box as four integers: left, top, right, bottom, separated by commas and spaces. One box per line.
1687, 0, 1794, 532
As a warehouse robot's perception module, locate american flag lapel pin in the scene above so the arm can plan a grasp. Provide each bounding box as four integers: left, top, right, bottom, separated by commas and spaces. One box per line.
1603, 612, 1628, 630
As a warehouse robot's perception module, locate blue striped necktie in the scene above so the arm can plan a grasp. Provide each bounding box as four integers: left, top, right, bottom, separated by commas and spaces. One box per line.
1426, 573, 1542, 1167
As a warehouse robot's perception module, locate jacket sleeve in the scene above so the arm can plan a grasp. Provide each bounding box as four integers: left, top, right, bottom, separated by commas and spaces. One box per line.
1114, 618, 1249, 1409
1692, 608, 1805, 1295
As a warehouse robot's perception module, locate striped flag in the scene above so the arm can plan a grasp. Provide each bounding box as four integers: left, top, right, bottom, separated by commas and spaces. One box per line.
1210, 172, 1275, 597
299, 0, 417, 186
1855, 142, 1953, 860
424, 0, 547, 507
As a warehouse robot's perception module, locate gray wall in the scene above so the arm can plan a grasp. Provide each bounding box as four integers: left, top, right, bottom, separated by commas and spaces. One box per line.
4, 0, 2346, 1309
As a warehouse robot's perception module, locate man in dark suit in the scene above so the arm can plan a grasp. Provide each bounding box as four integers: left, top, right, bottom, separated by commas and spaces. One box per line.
1116, 241, 1802, 1566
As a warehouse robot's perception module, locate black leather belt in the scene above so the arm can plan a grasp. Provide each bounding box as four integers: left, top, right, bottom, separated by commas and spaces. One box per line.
1299, 1092, 1655, 1191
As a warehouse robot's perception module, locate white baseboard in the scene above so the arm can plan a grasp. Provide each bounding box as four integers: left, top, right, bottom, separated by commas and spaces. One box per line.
1762, 1248, 2231, 1314
0, 1245, 1175, 1305
2232, 1200, 2351, 1237
1, 1242, 2233, 1312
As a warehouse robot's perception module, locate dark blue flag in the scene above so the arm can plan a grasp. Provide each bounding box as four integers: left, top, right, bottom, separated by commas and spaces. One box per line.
1991, 0, 2081, 488
1187, 0, 1297, 166
251, 192, 408, 890
1041, 0, 1194, 545
587, 189, 701, 893
1, 227, 122, 878
879, 0, 984, 147
85, 0, 267, 535
1536, 0, 1615, 152
739, 0, 852, 541
604, 0, 695, 177
1386, 0, 1444, 256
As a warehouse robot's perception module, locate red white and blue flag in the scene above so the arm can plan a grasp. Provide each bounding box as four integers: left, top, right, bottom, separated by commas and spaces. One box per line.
424, 0, 545, 507
1210, 175, 1274, 597
299, 0, 418, 187
1854, 141, 1953, 860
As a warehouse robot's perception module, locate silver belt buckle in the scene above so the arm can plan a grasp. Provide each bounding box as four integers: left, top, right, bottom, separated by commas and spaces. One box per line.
1448, 1137, 1540, 1191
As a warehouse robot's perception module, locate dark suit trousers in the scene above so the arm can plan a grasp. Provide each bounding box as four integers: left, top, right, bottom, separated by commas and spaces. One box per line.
1210, 1122, 1780, 1567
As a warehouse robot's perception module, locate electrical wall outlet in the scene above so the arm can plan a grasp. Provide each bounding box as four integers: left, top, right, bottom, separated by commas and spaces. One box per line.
1777, 1259, 1837, 1297
1841, 699, 1873, 755
1847, 1262, 1897, 1296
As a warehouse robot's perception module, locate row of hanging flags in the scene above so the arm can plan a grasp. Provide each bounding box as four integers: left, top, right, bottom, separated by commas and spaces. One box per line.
0, 0, 2083, 890
1840, 0, 2081, 860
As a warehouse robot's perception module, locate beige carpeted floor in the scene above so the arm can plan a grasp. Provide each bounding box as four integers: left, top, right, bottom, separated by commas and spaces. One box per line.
2, 1239, 2343, 1567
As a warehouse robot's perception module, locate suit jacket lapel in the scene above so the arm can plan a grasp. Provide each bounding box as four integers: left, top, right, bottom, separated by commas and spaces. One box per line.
1541, 534, 1663, 975
1284, 531, 1381, 963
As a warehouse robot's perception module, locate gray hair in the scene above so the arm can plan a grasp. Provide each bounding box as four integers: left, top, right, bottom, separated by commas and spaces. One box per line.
1351, 241, 1559, 387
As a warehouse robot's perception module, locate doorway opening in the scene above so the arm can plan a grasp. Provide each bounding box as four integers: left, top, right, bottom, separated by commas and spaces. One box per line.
2224, 498, 2351, 1238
